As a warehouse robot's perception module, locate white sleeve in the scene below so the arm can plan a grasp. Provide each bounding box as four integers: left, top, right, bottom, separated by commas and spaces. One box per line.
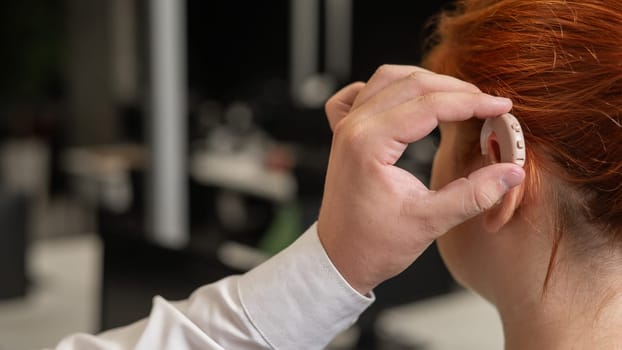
49, 222, 375, 350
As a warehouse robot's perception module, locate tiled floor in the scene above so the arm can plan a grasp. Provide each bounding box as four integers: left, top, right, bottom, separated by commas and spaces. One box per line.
0, 235, 503, 350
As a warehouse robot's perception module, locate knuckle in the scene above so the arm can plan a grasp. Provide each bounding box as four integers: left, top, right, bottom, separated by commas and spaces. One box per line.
374, 64, 396, 79
375, 64, 390, 75
462, 177, 496, 216
475, 190, 496, 212
335, 119, 367, 148
407, 71, 421, 82
406, 72, 424, 92
423, 92, 439, 105
416, 93, 438, 111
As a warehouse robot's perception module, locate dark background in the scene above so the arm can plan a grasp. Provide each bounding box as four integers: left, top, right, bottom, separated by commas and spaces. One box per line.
0, 1, 456, 349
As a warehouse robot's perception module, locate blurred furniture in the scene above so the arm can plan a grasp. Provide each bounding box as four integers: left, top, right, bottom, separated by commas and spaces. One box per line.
191, 150, 296, 203
0, 139, 50, 238
61, 143, 145, 216
97, 147, 291, 329
0, 188, 28, 300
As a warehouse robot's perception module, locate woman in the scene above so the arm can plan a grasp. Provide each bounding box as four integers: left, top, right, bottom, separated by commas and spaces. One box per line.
425, 0, 622, 348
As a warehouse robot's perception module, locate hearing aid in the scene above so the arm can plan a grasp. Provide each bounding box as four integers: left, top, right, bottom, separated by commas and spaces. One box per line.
480, 113, 526, 167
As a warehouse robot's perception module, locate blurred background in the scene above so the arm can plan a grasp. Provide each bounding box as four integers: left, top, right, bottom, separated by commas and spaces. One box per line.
0, 1, 503, 349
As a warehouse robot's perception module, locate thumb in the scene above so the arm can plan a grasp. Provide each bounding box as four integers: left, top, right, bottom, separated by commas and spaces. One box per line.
324, 82, 365, 131
427, 163, 525, 234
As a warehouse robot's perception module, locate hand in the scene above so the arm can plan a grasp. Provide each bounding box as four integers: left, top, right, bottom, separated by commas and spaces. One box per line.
318, 65, 525, 294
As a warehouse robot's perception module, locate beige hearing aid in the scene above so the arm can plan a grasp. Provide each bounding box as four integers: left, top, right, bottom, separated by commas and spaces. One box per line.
480, 113, 526, 167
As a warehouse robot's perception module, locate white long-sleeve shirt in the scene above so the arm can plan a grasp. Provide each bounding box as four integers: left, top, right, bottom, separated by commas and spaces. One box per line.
50, 223, 374, 350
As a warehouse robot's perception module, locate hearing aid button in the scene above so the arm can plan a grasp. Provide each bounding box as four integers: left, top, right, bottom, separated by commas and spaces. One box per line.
516, 139, 524, 149
511, 122, 521, 132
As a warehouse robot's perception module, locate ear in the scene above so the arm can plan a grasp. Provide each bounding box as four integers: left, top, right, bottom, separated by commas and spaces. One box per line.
482, 136, 525, 233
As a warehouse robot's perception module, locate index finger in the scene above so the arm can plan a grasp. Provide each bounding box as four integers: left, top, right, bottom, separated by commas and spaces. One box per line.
352, 65, 480, 110
373, 92, 513, 144
351, 65, 432, 109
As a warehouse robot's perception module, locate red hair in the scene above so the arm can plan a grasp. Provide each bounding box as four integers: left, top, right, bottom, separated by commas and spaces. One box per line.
423, 0, 622, 288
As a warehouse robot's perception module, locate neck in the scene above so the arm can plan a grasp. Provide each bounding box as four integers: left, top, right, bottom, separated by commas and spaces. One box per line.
497, 261, 622, 350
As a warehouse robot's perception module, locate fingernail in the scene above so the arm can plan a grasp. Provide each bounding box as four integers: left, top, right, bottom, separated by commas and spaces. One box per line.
489, 96, 512, 106
501, 167, 525, 189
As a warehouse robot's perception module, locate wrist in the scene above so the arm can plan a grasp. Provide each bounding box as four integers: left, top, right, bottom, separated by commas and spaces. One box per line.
316, 224, 376, 295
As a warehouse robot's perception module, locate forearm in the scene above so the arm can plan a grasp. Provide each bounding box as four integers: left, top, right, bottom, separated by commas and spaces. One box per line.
49, 223, 373, 350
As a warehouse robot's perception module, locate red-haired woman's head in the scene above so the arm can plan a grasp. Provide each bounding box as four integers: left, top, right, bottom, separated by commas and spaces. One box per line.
424, 0, 622, 303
